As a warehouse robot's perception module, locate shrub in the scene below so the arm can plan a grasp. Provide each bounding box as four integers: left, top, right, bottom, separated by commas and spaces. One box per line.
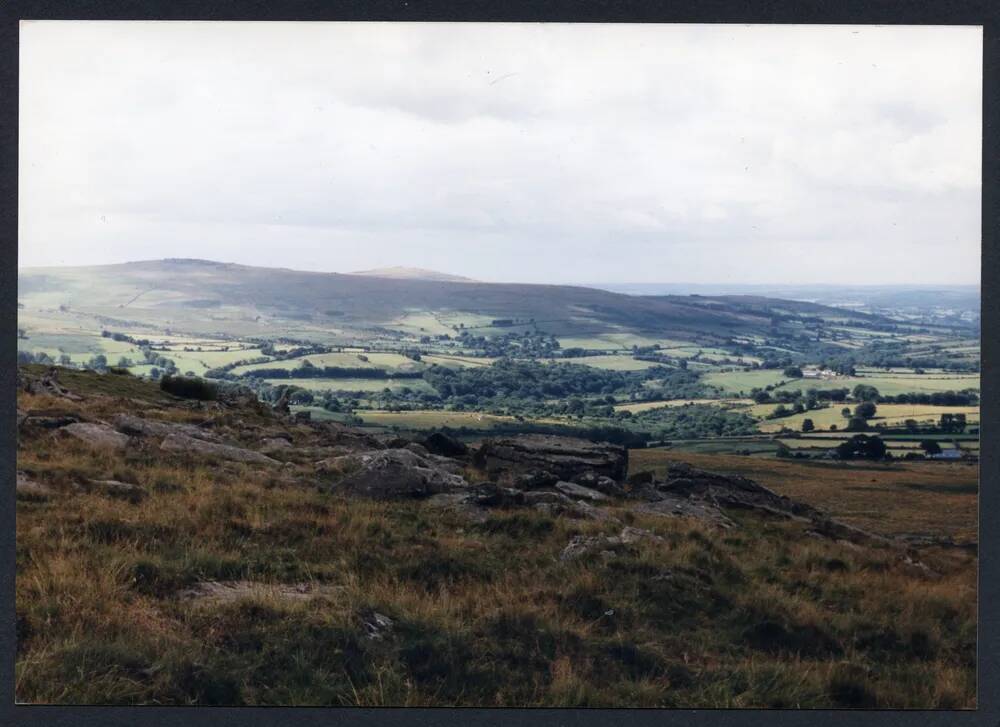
160, 375, 218, 401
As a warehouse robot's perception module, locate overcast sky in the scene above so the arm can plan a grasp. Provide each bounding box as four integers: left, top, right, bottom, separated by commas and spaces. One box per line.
19, 22, 981, 285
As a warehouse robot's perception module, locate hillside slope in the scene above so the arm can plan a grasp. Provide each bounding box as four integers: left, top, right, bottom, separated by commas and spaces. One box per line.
17, 259, 886, 340
14, 365, 976, 707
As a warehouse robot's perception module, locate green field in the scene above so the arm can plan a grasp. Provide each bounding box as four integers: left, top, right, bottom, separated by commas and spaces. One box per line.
616, 398, 753, 414
263, 377, 436, 393
543, 355, 661, 371
775, 374, 980, 397
702, 369, 788, 394
755, 403, 980, 433
357, 409, 518, 430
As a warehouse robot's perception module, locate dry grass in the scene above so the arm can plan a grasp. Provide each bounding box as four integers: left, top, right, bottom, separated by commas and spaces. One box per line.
15, 369, 977, 707
631, 449, 978, 541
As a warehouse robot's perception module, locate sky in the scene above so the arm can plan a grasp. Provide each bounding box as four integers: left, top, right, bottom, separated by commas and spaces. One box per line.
19, 22, 982, 285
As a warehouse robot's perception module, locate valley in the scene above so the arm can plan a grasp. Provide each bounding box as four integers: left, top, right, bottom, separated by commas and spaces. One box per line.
17, 259, 980, 462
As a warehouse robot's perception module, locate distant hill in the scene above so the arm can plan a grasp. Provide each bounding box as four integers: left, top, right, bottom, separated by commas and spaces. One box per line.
17, 258, 891, 341
350, 266, 477, 283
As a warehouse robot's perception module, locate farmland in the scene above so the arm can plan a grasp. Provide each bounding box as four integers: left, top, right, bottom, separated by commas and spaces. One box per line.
17, 260, 979, 458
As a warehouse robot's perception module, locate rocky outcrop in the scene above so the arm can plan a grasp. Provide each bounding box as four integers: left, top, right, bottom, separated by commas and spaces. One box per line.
58, 422, 131, 451
113, 413, 221, 443
652, 462, 819, 519
571, 471, 626, 497
320, 448, 467, 499
628, 462, 886, 544
19, 367, 83, 401
633, 495, 736, 529
160, 433, 280, 466
473, 435, 627, 482
554, 481, 609, 502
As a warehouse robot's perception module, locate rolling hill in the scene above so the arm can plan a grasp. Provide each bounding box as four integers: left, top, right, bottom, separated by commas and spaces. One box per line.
17, 258, 894, 343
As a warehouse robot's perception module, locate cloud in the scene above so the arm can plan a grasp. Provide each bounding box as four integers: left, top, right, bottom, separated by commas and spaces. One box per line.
18, 21, 981, 284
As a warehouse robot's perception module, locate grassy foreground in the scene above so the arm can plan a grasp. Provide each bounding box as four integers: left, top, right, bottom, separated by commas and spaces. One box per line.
15, 369, 976, 707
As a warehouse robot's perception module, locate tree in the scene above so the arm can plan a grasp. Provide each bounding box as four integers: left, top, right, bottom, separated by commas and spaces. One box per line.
904, 419, 919, 433
783, 366, 803, 378
88, 354, 108, 370
841, 407, 852, 419
852, 384, 880, 402
117, 356, 132, 368
845, 417, 869, 432
58, 354, 72, 366
836, 434, 888, 460
854, 401, 877, 420
801, 418, 815, 432
920, 439, 942, 455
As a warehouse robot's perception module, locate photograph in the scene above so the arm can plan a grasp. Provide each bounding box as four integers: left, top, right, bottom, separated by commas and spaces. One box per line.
15, 20, 981, 707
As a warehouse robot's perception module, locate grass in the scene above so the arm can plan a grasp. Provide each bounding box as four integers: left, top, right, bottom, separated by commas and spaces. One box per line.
15, 368, 977, 707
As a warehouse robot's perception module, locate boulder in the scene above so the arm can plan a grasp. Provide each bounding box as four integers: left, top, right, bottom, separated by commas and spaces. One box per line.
320, 448, 467, 499
473, 434, 627, 482
160, 433, 280, 466
58, 422, 131, 451
19, 411, 81, 430
422, 432, 468, 458
555, 481, 610, 502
